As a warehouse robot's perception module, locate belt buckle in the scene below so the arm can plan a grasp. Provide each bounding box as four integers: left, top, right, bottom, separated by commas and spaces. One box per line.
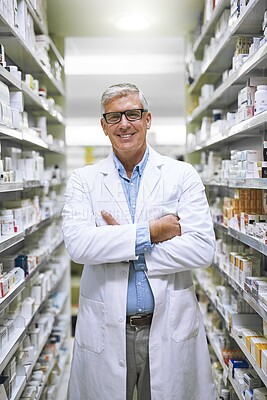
129, 315, 142, 327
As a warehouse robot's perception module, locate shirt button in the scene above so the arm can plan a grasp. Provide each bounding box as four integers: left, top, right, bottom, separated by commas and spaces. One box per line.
144, 247, 148, 252
140, 265, 145, 270
137, 281, 141, 286
130, 183, 134, 186
119, 360, 126, 367
132, 204, 136, 209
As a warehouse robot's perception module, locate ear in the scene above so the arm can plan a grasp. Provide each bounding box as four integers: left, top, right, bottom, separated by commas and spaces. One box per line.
146, 112, 152, 130
100, 118, 108, 135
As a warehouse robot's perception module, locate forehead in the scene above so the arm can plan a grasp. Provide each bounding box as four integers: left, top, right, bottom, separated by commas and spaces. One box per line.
104, 93, 141, 112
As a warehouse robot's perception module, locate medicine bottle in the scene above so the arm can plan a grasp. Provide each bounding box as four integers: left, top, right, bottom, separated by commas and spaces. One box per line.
254, 85, 267, 115
219, 388, 230, 399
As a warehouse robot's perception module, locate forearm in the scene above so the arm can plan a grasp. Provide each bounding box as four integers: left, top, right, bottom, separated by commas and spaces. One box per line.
62, 220, 138, 265
146, 232, 215, 276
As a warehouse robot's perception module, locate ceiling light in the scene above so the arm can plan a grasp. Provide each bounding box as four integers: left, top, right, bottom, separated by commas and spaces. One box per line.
115, 14, 150, 31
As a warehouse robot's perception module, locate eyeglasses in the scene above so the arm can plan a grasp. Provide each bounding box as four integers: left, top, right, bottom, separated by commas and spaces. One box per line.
102, 108, 147, 124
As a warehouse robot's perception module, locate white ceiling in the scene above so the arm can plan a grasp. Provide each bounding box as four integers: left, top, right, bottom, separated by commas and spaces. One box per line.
47, 0, 203, 145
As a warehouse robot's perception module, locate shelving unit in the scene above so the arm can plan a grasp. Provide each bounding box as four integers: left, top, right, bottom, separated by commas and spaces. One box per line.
0, 1, 70, 399
187, 0, 267, 397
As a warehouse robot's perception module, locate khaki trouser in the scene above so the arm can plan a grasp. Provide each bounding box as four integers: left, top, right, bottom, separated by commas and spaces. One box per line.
126, 324, 151, 400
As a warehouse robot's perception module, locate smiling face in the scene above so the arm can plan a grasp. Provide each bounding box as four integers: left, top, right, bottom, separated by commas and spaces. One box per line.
101, 93, 151, 166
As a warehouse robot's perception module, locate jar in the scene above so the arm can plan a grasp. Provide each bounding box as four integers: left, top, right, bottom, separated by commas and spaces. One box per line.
254, 85, 267, 115
1, 210, 14, 235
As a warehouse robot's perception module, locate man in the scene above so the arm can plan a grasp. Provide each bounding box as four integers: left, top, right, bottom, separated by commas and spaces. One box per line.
62, 83, 215, 400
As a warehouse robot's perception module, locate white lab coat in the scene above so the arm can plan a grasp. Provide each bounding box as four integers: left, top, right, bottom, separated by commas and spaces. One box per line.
62, 146, 216, 400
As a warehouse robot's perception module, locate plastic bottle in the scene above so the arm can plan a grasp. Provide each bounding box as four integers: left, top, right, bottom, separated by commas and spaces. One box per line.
254, 85, 267, 115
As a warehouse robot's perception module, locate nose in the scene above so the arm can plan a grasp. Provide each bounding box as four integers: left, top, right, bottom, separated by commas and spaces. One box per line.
119, 114, 130, 127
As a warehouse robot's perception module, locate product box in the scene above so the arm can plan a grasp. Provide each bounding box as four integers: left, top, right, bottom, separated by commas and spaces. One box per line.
10, 91, 23, 112
238, 86, 256, 107
229, 359, 249, 378
261, 349, 267, 375
254, 161, 267, 178
243, 371, 262, 391
250, 337, 267, 363
0, 275, 9, 297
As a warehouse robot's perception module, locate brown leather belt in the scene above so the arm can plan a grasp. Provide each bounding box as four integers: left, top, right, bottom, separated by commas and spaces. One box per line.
126, 314, 153, 327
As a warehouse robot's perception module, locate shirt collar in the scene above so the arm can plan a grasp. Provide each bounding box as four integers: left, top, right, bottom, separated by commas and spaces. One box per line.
113, 147, 149, 177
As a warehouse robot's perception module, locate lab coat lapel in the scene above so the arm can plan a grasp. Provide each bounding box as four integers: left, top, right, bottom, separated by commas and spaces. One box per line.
135, 148, 163, 222
100, 154, 132, 224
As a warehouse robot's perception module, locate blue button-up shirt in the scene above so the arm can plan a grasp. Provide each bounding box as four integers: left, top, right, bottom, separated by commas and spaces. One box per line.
113, 148, 154, 315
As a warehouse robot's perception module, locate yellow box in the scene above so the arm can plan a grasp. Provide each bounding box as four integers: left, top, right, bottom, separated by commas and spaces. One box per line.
242, 330, 263, 352
255, 341, 267, 368
250, 337, 267, 361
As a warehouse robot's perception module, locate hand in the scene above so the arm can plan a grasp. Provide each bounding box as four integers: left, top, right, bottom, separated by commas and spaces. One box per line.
149, 214, 181, 243
101, 211, 119, 225
101, 210, 181, 244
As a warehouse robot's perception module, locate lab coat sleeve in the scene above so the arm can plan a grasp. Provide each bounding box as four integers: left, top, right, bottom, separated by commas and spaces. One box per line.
146, 163, 215, 276
61, 169, 137, 265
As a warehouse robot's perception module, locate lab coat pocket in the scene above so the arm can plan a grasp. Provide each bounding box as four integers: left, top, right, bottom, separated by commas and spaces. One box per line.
76, 294, 106, 353
169, 285, 199, 343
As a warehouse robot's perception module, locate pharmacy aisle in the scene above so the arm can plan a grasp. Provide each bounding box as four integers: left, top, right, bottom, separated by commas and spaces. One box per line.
186, 0, 267, 399
0, 1, 72, 399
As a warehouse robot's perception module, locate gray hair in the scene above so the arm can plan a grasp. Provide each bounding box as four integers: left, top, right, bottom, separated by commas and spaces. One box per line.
101, 83, 149, 114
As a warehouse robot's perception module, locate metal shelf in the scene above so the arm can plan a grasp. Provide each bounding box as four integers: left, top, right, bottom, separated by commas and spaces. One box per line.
0, 182, 24, 192
228, 227, 267, 256
0, 65, 22, 89
22, 82, 65, 125
187, 109, 267, 152
0, 232, 24, 253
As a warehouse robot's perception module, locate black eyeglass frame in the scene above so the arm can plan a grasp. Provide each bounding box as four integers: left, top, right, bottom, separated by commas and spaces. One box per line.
102, 108, 148, 124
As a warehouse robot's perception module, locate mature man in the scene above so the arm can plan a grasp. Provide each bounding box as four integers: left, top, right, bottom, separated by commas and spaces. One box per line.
62, 83, 215, 400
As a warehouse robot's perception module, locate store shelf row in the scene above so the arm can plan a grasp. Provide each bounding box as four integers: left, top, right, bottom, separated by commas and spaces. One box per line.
0, 65, 65, 127
22, 82, 65, 125
0, 210, 63, 254
0, 264, 68, 373
11, 313, 69, 400
193, 0, 230, 58
188, 42, 267, 120
0, 179, 65, 194
231, 330, 267, 387
0, 126, 66, 154
213, 222, 267, 257
24, 0, 64, 69
197, 272, 267, 395
190, 0, 267, 94
0, 239, 64, 314
213, 262, 267, 323
205, 178, 267, 190
187, 108, 267, 153
0, 10, 64, 96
